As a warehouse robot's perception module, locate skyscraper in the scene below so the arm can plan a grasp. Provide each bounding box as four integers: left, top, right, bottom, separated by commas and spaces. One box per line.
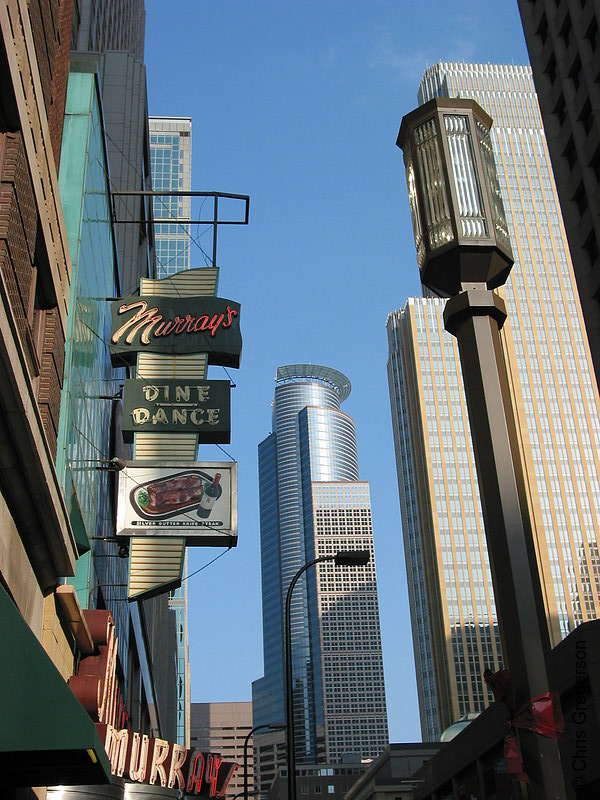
517, 1, 600, 387
252, 365, 388, 774
149, 116, 192, 279
388, 62, 600, 741
72, 0, 146, 60
63, 0, 180, 749
73, 3, 155, 295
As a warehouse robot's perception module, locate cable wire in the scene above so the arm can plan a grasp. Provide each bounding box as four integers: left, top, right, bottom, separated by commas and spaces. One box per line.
182, 547, 232, 582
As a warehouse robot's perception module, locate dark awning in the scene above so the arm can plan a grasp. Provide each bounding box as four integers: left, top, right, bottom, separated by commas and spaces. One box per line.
0, 582, 112, 786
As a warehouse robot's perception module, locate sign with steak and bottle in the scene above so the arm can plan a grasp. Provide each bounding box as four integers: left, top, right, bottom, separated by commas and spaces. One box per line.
121, 378, 231, 442
109, 296, 242, 367
117, 461, 237, 546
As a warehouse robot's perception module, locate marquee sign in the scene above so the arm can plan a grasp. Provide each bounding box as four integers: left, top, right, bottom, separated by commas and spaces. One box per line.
109, 296, 242, 368
98, 725, 237, 796
70, 609, 238, 796
121, 379, 231, 442
117, 461, 238, 546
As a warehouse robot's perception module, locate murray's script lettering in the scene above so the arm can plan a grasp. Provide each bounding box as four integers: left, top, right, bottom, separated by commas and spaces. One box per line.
111, 300, 237, 343
109, 296, 242, 368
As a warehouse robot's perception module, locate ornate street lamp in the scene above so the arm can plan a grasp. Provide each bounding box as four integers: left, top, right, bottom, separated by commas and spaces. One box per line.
398, 98, 514, 297
285, 550, 370, 800
397, 98, 567, 798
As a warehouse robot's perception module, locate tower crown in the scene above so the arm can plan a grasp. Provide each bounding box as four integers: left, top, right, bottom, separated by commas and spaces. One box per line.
275, 364, 351, 402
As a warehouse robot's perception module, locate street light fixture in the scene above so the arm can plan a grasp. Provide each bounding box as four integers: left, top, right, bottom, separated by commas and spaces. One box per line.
333, 550, 371, 567
285, 550, 370, 800
397, 98, 567, 798
243, 722, 285, 800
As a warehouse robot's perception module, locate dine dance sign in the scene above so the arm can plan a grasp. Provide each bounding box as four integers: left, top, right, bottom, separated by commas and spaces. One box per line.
121, 379, 231, 442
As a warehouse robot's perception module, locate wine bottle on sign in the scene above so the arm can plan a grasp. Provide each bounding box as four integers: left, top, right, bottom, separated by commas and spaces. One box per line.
197, 473, 222, 518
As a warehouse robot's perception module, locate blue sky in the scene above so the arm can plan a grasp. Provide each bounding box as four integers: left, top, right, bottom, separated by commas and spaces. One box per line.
144, 0, 530, 743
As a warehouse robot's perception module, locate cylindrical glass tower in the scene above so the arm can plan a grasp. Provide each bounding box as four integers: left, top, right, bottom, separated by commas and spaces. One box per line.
253, 365, 388, 776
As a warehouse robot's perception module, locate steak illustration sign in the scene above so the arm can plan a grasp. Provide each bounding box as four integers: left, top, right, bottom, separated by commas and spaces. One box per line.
121, 378, 231, 442
109, 296, 242, 367
117, 462, 238, 546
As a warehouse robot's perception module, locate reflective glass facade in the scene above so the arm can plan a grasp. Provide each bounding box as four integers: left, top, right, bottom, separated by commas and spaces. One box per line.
57, 69, 128, 663
388, 63, 600, 740
149, 117, 192, 278
253, 365, 388, 769
72, 0, 146, 60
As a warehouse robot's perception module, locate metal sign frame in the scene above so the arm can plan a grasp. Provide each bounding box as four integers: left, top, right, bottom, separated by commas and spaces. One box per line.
117, 461, 238, 547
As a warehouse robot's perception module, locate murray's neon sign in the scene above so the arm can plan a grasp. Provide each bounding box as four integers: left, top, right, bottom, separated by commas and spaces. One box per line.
109, 296, 242, 367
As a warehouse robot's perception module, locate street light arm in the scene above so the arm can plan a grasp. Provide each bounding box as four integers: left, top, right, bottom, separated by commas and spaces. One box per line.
284, 550, 370, 615
243, 722, 285, 800
285, 554, 335, 800
285, 550, 369, 800
285, 554, 334, 616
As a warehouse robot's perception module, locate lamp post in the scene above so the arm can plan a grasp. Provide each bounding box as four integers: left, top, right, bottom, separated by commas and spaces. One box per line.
243, 722, 285, 800
285, 550, 370, 800
397, 98, 567, 798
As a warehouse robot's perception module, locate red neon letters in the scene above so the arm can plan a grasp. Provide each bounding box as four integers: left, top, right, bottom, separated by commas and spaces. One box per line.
99, 726, 238, 797
111, 300, 238, 346
69, 610, 238, 797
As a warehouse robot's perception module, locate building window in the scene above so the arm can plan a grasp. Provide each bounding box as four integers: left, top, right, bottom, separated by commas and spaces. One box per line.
546, 53, 557, 84
560, 14, 573, 49
579, 101, 593, 136
585, 16, 599, 49
554, 95, 567, 126
573, 183, 587, 218
570, 56, 583, 90
536, 13, 548, 44
563, 137, 576, 170
584, 231, 598, 266
591, 146, 600, 184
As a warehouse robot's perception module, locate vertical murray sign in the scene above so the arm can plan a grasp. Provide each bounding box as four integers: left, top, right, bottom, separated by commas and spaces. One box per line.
70, 609, 239, 795
108, 281, 243, 602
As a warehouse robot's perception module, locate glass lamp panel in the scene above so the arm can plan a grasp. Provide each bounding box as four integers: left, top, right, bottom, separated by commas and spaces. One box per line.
414, 118, 454, 251
476, 120, 512, 253
443, 114, 488, 239
405, 157, 426, 268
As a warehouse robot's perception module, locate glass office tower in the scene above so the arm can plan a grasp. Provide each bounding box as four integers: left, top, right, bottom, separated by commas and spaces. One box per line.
149, 116, 192, 279
388, 63, 600, 741
253, 365, 388, 774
